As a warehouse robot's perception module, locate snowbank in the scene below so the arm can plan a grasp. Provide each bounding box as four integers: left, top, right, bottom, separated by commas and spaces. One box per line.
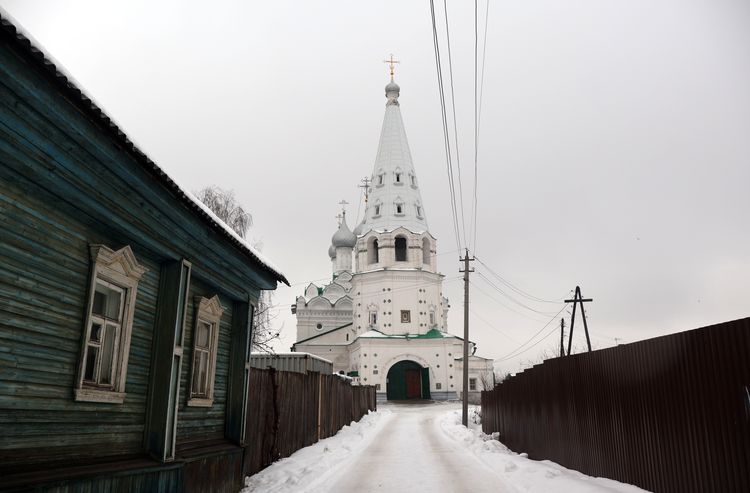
241, 409, 392, 493
439, 409, 649, 493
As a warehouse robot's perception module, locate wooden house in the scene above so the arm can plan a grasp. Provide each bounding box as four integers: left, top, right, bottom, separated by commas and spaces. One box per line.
0, 14, 288, 492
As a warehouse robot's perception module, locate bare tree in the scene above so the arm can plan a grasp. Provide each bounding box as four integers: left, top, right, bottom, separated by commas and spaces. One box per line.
478, 370, 495, 392
195, 186, 280, 353
195, 186, 252, 238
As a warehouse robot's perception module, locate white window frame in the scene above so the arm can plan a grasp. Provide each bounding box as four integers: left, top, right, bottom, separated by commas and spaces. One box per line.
188, 295, 224, 407
75, 245, 147, 404
469, 377, 477, 391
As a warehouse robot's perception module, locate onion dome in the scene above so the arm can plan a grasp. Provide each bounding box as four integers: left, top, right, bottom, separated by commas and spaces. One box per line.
328, 244, 337, 259
331, 216, 356, 248
385, 81, 400, 100
353, 218, 367, 236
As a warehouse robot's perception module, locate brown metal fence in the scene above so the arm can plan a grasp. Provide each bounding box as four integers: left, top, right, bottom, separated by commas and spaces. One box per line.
482, 317, 750, 493
244, 368, 377, 476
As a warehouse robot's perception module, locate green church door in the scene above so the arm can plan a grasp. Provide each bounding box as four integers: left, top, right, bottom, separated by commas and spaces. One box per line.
405, 369, 421, 399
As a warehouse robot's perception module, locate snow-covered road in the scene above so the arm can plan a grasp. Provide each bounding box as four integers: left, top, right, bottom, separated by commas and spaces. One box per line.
242, 402, 649, 493
325, 402, 510, 493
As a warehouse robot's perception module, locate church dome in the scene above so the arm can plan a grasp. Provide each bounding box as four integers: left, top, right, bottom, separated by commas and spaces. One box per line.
385, 81, 400, 99
332, 218, 357, 248
353, 218, 367, 236
328, 244, 337, 259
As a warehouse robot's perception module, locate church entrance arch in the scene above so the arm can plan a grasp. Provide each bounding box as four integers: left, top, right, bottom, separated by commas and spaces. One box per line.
386, 360, 431, 400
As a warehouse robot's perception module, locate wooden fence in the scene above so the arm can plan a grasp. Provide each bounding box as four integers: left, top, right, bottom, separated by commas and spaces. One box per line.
482, 316, 750, 493
244, 368, 376, 476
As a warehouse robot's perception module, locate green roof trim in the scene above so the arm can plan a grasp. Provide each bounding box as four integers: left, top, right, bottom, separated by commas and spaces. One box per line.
347, 371, 359, 377
415, 328, 444, 339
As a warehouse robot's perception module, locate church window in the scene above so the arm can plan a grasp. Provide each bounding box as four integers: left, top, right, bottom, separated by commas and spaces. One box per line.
376, 384, 381, 391
316, 323, 323, 330
400, 310, 411, 323
396, 204, 403, 214
368, 237, 379, 264
429, 311, 436, 325
416, 205, 422, 217
395, 236, 407, 261
188, 295, 224, 407
369, 311, 377, 325
377, 173, 384, 186
395, 172, 402, 183
373, 369, 378, 375
75, 245, 147, 404
346, 334, 349, 341
373, 205, 381, 217
422, 237, 430, 264
469, 378, 477, 391
410, 174, 416, 187
436, 383, 442, 390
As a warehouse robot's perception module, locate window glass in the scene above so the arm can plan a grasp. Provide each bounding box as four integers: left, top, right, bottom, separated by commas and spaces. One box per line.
400, 310, 411, 323
93, 282, 122, 320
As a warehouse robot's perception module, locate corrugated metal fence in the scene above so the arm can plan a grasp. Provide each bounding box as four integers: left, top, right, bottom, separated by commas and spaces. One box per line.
482, 317, 750, 493
244, 368, 376, 476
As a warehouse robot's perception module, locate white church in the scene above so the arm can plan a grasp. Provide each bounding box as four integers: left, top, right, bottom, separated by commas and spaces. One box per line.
292, 70, 493, 401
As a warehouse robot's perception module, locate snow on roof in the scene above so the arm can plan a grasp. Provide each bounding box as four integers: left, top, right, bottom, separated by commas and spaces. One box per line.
0, 10, 288, 285
359, 330, 390, 338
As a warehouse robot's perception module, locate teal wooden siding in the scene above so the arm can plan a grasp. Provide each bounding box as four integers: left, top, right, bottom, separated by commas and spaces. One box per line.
0, 175, 161, 467
176, 279, 233, 446
1, 16, 279, 492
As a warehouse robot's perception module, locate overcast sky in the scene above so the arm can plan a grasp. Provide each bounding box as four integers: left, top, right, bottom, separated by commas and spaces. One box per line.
4, 0, 749, 374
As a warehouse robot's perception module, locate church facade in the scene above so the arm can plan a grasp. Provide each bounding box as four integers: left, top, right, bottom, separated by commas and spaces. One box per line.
292, 75, 493, 401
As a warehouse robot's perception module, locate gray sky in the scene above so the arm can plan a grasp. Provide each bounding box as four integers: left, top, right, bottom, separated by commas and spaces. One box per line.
4, 0, 749, 374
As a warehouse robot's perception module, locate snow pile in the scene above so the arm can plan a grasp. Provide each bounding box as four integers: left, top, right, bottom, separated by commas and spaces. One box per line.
241, 409, 392, 493
439, 409, 649, 493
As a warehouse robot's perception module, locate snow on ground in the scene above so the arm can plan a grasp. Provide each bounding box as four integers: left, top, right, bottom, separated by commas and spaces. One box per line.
440, 406, 648, 493
241, 409, 393, 493
241, 402, 649, 493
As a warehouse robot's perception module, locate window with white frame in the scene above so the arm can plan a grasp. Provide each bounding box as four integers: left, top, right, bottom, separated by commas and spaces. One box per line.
469, 378, 477, 391
188, 295, 224, 407
76, 245, 147, 403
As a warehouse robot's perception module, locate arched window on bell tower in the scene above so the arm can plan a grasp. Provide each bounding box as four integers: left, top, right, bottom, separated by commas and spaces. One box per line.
422, 237, 430, 265
395, 236, 407, 262
368, 237, 379, 264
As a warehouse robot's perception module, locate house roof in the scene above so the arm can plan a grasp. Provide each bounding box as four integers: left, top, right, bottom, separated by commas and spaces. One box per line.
294, 322, 353, 345
0, 12, 288, 286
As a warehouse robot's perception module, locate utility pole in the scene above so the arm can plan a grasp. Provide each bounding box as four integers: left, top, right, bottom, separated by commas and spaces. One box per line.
565, 286, 593, 355
459, 248, 474, 427
560, 318, 566, 357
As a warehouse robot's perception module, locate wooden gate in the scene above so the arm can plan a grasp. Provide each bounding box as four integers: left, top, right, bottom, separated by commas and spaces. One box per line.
405, 369, 421, 398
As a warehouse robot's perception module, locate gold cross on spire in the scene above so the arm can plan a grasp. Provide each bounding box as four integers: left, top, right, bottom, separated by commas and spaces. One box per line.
383, 53, 400, 81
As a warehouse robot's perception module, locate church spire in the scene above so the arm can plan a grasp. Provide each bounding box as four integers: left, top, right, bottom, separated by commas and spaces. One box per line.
359, 65, 429, 234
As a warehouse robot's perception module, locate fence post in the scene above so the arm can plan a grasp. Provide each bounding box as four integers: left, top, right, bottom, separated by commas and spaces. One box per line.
317, 372, 323, 441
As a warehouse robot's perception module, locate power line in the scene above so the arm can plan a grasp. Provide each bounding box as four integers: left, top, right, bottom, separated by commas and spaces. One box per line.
497, 304, 568, 362
441, 0, 468, 247
429, 0, 463, 252
470, 0, 490, 255
469, 307, 521, 344
475, 256, 566, 304
470, 280, 551, 323
476, 271, 562, 316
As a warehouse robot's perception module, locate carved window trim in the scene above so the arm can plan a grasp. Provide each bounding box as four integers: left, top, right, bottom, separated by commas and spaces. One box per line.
188, 295, 224, 407
75, 245, 147, 404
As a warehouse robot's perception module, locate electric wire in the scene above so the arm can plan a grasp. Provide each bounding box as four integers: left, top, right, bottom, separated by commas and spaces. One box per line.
476, 271, 562, 316
471, 0, 479, 254
429, 0, 463, 252
475, 256, 566, 304
470, 280, 550, 323
497, 304, 568, 362
441, 0, 468, 247
469, 307, 521, 344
